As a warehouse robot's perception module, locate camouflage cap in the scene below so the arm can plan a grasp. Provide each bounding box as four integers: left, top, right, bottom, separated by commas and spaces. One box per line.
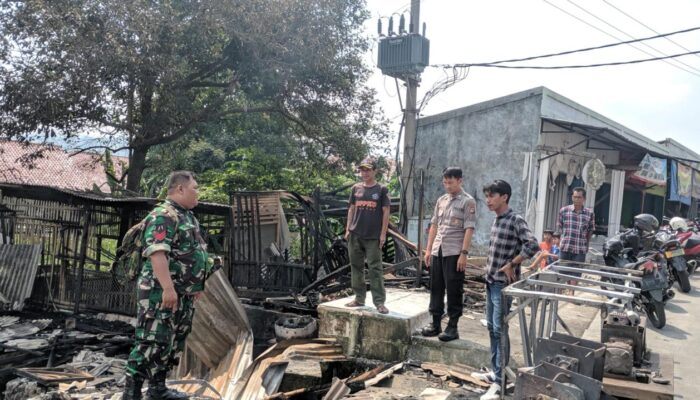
359, 157, 377, 170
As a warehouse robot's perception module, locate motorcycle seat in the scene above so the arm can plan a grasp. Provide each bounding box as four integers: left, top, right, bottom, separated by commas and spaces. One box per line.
686, 236, 700, 248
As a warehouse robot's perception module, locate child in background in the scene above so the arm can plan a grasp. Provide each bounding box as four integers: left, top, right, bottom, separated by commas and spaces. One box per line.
548, 232, 561, 266
532, 229, 555, 270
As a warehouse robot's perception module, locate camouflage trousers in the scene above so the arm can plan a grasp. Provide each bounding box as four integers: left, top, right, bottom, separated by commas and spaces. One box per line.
126, 279, 196, 379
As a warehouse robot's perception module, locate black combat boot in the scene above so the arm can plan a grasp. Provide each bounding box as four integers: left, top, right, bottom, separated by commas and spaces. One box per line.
146, 370, 189, 399
421, 315, 442, 337
438, 318, 459, 342
122, 374, 144, 400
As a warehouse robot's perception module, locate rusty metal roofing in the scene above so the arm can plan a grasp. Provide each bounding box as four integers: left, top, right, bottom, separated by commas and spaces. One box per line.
230, 339, 346, 400
0, 244, 42, 310
172, 268, 255, 399
322, 377, 351, 400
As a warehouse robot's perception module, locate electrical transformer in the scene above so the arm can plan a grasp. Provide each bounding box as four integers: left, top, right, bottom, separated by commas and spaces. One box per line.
377, 33, 430, 79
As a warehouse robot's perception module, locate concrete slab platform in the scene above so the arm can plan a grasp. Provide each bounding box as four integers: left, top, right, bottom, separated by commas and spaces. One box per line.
318, 288, 432, 361
319, 288, 600, 368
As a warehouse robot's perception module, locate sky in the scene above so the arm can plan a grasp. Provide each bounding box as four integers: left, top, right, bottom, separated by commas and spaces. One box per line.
364, 0, 700, 155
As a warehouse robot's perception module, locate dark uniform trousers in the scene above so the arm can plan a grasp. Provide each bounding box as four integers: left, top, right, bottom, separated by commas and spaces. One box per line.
429, 246, 465, 320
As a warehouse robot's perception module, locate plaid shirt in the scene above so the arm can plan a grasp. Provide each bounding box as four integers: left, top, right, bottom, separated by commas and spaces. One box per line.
557, 205, 595, 254
486, 209, 539, 284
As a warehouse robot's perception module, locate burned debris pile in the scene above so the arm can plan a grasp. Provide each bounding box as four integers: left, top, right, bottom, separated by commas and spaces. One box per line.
0, 311, 134, 399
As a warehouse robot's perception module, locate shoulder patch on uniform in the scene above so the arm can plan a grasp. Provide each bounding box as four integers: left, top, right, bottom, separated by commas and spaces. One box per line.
153, 225, 167, 241
469, 206, 476, 214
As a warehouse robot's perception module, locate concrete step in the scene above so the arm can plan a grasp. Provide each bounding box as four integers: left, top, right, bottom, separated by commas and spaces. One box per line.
319, 287, 599, 372
318, 288, 432, 362
408, 335, 492, 368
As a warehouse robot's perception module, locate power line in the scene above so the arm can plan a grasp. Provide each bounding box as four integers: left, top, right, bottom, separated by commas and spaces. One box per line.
565, 0, 700, 75
418, 66, 470, 112
542, 0, 700, 78
602, 0, 700, 61
433, 50, 700, 70
430, 25, 700, 68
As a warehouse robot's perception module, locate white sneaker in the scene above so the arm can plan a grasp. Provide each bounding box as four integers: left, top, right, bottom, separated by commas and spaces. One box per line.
480, 383, 501, 400
470, 370, 496, 383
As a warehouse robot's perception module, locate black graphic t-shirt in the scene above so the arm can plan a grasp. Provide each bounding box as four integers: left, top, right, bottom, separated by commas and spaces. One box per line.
348, 183, 391, 240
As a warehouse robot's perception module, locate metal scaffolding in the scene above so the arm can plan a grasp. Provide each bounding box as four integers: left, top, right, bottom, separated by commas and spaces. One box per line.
498, 259, 643, 398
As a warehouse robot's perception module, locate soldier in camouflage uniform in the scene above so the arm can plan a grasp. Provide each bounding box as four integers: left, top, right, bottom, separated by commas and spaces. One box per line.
123, 171, 211, 400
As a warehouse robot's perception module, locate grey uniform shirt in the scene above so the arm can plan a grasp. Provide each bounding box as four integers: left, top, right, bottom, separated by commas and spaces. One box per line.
430, 190, 477, 257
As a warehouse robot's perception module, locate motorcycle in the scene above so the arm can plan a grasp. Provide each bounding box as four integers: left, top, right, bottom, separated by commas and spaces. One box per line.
668, 216, 700, 275
649, 229, 691, 293
603, 230, 671, 329
677, 231, 700, 274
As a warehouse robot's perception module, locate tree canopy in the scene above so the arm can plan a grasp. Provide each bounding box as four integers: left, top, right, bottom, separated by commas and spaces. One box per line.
0, 0, 387, 192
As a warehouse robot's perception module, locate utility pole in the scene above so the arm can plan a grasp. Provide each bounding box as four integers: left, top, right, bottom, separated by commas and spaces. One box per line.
376, 0, 428, 234
400, 0, 421, 232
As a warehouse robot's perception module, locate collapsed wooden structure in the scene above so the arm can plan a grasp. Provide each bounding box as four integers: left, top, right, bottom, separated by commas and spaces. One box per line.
0, 182, 413, 316
0, 183, 231, 315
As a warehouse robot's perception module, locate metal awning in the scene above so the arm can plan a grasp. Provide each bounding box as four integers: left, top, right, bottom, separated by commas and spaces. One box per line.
542, 117, 700, 164
543, 118, 654, 156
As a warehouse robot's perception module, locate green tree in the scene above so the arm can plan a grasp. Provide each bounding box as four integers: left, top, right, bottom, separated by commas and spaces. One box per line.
0, 0, 386, 192
141, 101, 390, 200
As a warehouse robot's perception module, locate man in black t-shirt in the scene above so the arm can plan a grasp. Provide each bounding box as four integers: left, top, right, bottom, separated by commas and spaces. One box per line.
344, 157, 391, 314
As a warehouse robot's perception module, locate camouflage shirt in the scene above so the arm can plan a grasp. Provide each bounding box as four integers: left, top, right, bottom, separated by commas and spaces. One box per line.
140, 199, 210, 294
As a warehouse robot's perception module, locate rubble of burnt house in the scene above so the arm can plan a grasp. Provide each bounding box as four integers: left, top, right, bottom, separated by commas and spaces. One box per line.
0, 175, 505, 399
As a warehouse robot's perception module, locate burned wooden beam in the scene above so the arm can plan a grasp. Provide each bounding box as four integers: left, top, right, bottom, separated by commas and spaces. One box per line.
15, 366, 94, 385
0, 342, 44, 357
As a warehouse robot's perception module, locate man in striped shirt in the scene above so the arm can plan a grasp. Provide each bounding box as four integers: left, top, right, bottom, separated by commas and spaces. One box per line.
557, 187, 595, 281
472, 180, 539, 400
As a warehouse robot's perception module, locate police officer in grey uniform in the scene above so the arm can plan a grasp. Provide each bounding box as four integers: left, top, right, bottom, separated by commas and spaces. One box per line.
421, 167, 476, 341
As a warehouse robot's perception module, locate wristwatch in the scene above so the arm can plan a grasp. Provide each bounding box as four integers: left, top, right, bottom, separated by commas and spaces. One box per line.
460, 249, 469, 255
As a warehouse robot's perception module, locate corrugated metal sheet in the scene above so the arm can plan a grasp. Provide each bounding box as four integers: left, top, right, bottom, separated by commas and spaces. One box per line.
322, 378, 351, 400
0, 244, 42, 310
230, 339, 345, 400
173, 268, 255, 399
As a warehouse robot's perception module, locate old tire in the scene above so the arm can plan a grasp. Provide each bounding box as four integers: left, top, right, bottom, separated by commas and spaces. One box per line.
676, 269, 692, 293
645, 300, 666, 329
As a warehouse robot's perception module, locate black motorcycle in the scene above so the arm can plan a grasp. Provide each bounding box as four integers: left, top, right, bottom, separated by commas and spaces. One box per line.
649, 229, 691, 293
603, 226, 672, 329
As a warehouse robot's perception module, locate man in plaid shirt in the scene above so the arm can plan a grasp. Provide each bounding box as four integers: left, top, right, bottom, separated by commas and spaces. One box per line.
557, 187, 595, 280
472, 180, 539, 400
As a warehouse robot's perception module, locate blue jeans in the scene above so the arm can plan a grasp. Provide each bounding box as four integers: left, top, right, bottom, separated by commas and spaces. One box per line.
486, 282, 512, 385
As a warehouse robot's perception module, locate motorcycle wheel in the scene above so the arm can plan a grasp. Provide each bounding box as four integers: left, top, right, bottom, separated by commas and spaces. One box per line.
688, 259, 697, 275
675, 269, 692, 293
645, 300, 666, 329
